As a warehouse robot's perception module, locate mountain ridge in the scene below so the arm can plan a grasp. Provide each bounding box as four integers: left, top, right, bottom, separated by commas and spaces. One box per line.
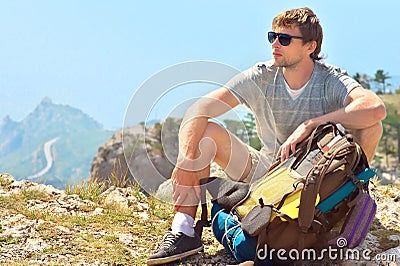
0, 98, 114, 188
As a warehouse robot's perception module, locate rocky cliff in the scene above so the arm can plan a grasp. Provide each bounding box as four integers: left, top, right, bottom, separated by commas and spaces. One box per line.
90, 118, 181, 194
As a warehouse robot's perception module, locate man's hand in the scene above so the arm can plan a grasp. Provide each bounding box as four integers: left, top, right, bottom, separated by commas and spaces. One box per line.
277, 120, 316, 161
171, 166, 201, 212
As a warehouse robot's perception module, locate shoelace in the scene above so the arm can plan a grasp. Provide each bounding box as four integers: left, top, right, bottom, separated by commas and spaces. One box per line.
158, 232, 181, 251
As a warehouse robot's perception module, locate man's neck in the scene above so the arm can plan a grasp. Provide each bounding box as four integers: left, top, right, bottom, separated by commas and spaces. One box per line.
283, 60, 315, 90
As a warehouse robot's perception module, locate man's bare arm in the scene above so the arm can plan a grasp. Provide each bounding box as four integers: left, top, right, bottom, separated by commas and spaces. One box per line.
172, 87, 240, 209
278, 87, 386, 161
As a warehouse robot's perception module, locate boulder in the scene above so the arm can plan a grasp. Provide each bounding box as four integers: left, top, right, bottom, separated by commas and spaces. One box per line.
90, 119, 181, 193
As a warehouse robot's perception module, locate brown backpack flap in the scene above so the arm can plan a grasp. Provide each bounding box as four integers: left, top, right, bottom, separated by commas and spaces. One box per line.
298, 124, 361, 233
255, 216, 327, 265
265, 216, 324, 250
313, 140, 361, 200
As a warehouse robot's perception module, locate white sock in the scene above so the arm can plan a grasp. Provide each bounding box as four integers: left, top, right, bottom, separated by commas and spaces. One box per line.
171, 212, 195, 236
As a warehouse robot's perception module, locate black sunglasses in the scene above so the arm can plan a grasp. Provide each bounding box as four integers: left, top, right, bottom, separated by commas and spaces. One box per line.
267, 31, 303, 46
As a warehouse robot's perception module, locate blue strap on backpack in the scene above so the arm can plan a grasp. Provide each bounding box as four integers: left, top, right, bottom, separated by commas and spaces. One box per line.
316, 168, 375, 213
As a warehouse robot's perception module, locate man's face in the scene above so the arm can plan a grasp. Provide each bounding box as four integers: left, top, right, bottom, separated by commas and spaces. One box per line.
270, 26, 310, 69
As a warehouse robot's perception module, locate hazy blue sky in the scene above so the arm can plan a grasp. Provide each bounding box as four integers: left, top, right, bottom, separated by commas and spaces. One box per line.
1, 1, 399, 128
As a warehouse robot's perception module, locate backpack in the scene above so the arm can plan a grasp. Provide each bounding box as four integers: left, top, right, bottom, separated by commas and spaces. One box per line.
195, 122, 376, 264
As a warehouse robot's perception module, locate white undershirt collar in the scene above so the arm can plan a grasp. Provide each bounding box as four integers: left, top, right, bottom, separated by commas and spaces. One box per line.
284, 79, 310, 100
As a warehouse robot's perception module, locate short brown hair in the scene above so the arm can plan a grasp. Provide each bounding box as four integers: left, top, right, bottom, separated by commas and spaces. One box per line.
272, 7, 323, 60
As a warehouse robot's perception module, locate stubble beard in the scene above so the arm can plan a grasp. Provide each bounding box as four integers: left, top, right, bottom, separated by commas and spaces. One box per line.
273, 56, 302, 71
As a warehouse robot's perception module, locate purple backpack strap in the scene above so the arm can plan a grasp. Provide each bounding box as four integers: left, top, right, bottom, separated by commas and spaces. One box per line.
329, 193, 376, 248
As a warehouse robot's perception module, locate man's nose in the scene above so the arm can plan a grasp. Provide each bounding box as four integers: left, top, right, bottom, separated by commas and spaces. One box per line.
271, 37, 281, 47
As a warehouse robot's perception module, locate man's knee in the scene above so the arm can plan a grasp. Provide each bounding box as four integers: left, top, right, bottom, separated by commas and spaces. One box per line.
203, 121, 253, 180
201, 122, 239, 152
203, 121, 228, 139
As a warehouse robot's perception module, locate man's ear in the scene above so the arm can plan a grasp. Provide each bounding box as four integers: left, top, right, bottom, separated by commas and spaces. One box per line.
307, 40, 317, 56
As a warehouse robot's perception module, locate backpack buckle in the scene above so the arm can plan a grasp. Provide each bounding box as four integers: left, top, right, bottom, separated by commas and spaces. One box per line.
351, 174, 361, 186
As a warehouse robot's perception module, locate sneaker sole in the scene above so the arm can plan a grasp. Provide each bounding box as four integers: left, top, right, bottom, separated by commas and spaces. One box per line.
146, 245, 203, 265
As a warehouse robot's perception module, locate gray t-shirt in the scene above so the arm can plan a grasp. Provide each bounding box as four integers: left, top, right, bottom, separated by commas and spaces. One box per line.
226, 60, 360, 158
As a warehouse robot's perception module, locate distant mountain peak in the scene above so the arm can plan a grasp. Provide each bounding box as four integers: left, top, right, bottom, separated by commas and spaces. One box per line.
23, 98, 104, 133
1, 115, 12, 125
0, 98, 114, 188
0, 115, 18, 133
40, 97, 53, 105
32, 97, 54, 116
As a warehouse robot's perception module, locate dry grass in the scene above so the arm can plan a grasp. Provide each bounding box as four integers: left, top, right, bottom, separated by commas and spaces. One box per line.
0, 174, 176, 265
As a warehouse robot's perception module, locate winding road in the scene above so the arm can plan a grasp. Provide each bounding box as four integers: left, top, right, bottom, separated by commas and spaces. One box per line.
27, 137, 60, 180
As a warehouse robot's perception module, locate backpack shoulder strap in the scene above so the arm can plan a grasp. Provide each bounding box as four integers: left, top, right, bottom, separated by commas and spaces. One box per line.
194, 177, 212, 238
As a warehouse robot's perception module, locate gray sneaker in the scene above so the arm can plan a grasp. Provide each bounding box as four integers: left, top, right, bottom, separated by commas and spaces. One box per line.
147, 230, 203, 265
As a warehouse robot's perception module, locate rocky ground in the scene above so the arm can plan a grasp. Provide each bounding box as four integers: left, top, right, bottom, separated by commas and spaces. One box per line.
0, 173, 399, 265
